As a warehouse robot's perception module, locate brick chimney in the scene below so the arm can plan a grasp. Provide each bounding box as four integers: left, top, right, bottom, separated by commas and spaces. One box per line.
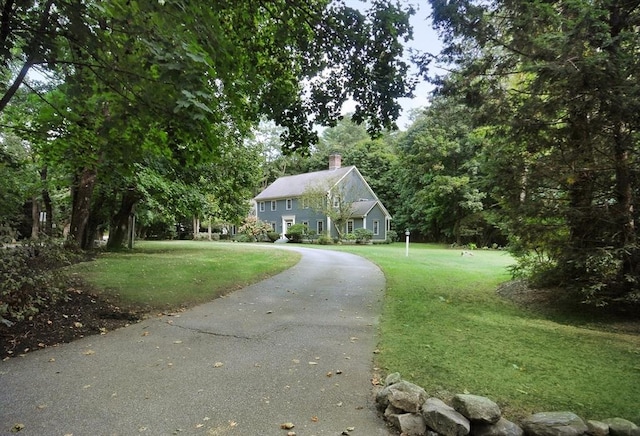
329, 153, 342, 170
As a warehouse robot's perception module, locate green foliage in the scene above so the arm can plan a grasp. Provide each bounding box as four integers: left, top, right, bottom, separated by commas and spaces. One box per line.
266, 232, 280, 243
386, 229, 399, 243
428, 0, 640, 305
394, 97, 497, 245
317, 233, 333, 245
353, 228, 373, 244
285, 223, 308, 243
0, 241, 83, 322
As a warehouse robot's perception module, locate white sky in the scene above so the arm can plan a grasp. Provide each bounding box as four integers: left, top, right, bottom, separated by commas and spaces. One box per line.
342, 0, 444, 129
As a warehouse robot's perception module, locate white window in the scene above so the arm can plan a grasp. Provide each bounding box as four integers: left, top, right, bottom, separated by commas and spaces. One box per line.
317, 220, 324, 234
286, 198, 293, 210
333, 196, 340, 208
270, 222, 277, 231
271, 200, 277, 211
373, 220, 380, 236
347, 220, 354, 234
259, 202, 265, 212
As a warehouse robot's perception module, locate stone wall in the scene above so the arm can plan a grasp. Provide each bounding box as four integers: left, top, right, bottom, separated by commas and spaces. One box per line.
375, 373, 639, 436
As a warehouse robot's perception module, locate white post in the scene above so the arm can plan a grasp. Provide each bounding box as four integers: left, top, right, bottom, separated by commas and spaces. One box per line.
405, 229, 410, 257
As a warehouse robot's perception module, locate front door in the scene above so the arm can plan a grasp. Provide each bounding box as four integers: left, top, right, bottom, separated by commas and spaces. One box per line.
282, 216, 295, 238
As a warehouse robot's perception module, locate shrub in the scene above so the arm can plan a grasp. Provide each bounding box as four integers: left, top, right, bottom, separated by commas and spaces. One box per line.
239, 216, 271, 242
386, 230, 398, 243
354, 228, 373, 244
0, 240, 84, 323
285, 223, 308, 243
317, 233, 333, 245
266, 232, 280, 242
234, 234, 254, 243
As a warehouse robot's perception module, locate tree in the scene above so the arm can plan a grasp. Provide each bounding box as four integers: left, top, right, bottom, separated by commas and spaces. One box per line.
1, 0, 417, 249
393, 96, 494, 245
428, 0, 640, 304
300, 178, 355, 240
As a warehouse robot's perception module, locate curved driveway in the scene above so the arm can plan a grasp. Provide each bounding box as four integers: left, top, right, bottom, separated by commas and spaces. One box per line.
0, 246, 393, 435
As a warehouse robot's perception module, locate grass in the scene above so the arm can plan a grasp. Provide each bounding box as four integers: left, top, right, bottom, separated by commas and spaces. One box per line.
69, 240, 300, 310
321, 243, 640, 423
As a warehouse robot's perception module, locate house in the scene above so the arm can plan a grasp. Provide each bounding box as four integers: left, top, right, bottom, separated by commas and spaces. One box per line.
253, 154, 391, 241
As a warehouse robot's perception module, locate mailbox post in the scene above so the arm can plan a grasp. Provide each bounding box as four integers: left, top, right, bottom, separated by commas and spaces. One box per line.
405, 229, 410, 257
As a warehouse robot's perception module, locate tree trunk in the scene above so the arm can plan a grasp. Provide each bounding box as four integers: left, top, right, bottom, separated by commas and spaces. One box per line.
30, 196, 39, 239
106, 189, 140, 250
68, 167, 98, 250
40, 167, 53, 236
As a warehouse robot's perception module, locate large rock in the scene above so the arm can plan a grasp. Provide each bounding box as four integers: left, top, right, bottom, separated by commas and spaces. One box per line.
422, 397, 471, 436
521, 412, 588, 436
376, 380, 428, 413
587, 420, 610, 436
472, 417, 524, 436
385, 372, 403, 386
388, 413, 427, 436
603, 418, 639, 436
452, 394, 502, 424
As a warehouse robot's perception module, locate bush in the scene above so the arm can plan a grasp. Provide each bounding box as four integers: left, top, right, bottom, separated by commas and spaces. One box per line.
317, 233, 333, 245
0, 240, 84, 323
354, 228, 373, 244
234, 234, 254, 243
266, 232, 280, 242
386, 230, 398, 243
285, 223, 308, 243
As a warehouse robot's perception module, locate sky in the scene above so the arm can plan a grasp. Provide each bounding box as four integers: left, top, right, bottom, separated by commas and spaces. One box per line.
342, 0, 444, 129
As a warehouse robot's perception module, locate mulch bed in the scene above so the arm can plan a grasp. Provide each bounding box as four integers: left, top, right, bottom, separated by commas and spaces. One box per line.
1, 286, 142, 360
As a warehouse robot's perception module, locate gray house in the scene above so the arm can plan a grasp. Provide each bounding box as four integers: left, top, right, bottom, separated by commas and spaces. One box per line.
254, 154, 391, 241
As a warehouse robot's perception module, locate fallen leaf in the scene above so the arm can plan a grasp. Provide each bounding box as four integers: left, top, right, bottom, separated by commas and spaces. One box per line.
311, 416, 319, 422
195, 424, 203, 429
82, 349, 95, 356
308, 361, 318, 365
280, 422, 295, 429
173, 340, 183, 344
48, 358, 55, 363
292, 359, 300, 364
142, 331, 149, 336
336, 370, 343, 374
213, 362, 224, 368
326, 372, 333, 377
287, 432, 296, 436
229, 421, 237, 428
10, 423, 25, 432
74, 322, 83, 328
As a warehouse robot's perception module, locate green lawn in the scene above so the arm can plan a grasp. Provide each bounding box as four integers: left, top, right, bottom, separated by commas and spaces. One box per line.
69, 240, 300, 310
323, 243, 640, 423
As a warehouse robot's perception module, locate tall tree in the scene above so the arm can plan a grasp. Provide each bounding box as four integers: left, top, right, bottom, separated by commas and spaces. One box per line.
394, 96, 491, 244
1, 0, 417, 249
429, 0, 640, 304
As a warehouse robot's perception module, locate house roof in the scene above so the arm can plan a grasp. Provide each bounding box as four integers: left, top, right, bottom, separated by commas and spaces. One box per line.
254, 166, 355, 200
349, 200, 379, 218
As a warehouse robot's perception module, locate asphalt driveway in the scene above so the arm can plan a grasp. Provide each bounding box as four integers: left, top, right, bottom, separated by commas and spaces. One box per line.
0, 246, 393, 435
